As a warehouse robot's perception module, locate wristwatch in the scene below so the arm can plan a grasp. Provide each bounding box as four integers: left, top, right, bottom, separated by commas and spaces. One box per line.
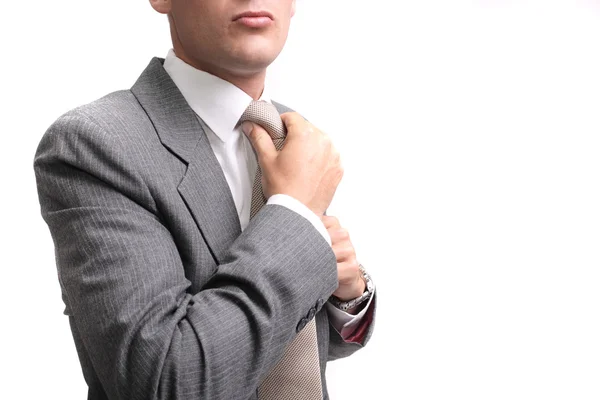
329, 264, 374, 312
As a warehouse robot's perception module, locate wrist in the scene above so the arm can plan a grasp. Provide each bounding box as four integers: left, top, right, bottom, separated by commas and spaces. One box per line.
329, 265, 374, 312
332, 276, 365, 301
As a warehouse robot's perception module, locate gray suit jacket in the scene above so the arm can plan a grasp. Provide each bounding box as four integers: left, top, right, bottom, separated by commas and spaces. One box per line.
33, 57, 376, 400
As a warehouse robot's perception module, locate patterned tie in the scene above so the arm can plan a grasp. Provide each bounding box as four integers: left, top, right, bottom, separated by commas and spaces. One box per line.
239, 100, 323, 400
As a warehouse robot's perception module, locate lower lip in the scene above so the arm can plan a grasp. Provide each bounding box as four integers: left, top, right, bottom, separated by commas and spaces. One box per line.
235, 16, 273, 28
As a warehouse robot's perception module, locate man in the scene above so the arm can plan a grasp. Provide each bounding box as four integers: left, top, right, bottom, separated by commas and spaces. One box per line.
33, 0, 376, 399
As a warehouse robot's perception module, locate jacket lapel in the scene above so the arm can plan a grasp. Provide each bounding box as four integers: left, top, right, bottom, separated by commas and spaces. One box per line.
130, 57, 241, 265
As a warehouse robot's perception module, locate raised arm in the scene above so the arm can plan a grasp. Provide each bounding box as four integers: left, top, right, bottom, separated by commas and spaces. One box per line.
33, 113, 338, 400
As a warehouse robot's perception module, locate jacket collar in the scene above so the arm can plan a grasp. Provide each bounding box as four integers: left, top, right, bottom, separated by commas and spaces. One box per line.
130, 57, 291, 265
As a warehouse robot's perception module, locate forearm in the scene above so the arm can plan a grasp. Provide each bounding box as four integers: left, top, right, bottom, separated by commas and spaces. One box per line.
35, 114, 338, 399
51, 204, 337, 399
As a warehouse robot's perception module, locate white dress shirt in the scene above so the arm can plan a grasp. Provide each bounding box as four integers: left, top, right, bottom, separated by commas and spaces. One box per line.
163, 48, 372, 338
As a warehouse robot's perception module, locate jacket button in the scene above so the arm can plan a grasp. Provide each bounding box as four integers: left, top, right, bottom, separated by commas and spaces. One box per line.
307, 307, 316, 321
315, 299, 325, 311
296, 317, 308, 332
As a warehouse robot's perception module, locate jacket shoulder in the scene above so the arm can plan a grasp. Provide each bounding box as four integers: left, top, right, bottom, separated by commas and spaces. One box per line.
34, 89, 154, 160
33, 89, 159, 215
53, 89, 147, 135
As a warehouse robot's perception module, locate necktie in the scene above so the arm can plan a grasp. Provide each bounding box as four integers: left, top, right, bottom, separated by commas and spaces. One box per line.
239, 100, 323, 400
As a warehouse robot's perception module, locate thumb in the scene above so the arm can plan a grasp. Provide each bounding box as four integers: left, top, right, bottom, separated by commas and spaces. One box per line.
242, 121, 276, 163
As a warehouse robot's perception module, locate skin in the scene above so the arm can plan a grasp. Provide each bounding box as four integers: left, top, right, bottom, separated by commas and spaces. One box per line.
322, 216, 366, 308
150, 0, 296, 99
149, 0, 366, 304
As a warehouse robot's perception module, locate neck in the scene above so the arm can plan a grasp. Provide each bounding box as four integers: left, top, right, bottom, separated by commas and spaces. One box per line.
172, 46, 266, 101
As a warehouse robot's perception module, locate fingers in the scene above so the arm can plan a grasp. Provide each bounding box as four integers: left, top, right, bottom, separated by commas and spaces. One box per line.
328, 226, 350, 243
280, 112, 323, 145
332, 242, 354, 261
280, 112, 309, 136
242, 122, 276, 164
321, 215, 340, 229
336, 259, 361, 287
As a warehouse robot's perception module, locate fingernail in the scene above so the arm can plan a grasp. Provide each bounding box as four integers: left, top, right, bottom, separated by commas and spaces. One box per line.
241, 121, 253, 136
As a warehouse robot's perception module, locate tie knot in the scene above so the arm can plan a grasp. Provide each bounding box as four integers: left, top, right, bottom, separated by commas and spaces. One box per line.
240, 100, 286, 141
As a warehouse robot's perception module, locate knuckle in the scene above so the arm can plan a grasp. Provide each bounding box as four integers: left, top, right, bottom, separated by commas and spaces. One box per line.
294, 123, 310, 138
344, 257, 359, 271
281, 112, 302, 132
281, 111, 297, 123
344, 244, 354, 255
339, 228, 349, 239
250, 128, 263, 141
333, 150, 341, 165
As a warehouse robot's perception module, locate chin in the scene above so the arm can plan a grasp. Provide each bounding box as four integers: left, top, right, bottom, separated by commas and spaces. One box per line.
231, 35, 282, 64
229, 50, 278, 74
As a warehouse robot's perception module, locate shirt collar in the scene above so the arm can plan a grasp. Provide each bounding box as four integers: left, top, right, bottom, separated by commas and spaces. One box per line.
163, 48, 271, 143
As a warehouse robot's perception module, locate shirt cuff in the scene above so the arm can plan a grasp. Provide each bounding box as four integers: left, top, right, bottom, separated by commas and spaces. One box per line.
325, 286, 376, 339
266, 194, 331, 246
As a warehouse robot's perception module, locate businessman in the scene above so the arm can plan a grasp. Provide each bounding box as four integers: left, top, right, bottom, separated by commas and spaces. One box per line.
33, 1, 376, 399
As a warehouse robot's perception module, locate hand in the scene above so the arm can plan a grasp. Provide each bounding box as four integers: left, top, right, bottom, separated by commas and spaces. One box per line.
242, 112, 343, 216
321, 215, 366, 302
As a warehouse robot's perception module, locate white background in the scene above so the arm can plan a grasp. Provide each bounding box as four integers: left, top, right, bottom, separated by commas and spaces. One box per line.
2, 0, 599, 399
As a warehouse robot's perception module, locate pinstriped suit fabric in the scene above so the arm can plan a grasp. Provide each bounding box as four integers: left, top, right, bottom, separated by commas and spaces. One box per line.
32, 57, 376, 400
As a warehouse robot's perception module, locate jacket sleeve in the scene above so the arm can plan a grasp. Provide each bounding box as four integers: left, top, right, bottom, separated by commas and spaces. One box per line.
33, 112, 339, 400
327, 291, 377, 361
